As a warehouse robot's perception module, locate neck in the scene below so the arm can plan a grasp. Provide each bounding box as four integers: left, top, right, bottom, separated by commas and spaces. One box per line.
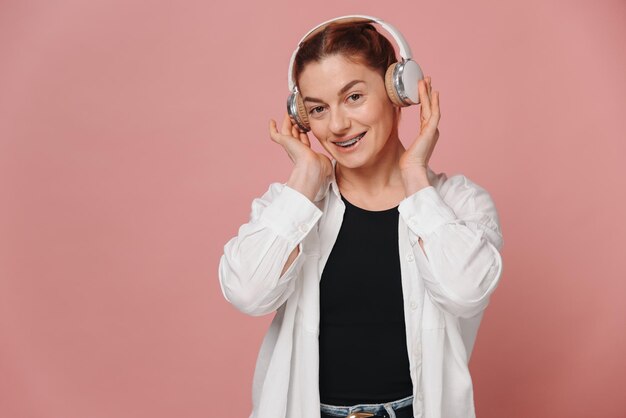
335, 130, 406, 197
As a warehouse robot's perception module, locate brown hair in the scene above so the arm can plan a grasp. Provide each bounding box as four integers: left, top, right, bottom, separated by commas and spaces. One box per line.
293, 20, 398, 88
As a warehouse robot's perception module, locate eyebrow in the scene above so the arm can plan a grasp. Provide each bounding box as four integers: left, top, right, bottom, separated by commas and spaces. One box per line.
302, 80, 365, 104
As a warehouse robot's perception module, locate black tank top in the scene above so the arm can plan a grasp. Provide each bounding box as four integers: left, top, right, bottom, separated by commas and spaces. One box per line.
318, 193, 413, 405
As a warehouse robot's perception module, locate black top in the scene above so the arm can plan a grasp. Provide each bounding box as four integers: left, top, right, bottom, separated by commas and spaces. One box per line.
318, 193, 413, 405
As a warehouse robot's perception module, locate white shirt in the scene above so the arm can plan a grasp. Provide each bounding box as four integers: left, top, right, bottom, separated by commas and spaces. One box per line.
219, 159, 504, 418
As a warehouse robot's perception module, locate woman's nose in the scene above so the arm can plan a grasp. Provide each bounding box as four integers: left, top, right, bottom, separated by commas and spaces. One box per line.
328, 107, 350, 135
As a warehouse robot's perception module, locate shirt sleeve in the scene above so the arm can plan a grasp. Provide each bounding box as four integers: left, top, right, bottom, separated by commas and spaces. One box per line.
398, 174, 504, 319
218, 183, 323, 316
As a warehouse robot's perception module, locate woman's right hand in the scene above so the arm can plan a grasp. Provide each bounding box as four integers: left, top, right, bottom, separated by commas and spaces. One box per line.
269, 113, 333, 201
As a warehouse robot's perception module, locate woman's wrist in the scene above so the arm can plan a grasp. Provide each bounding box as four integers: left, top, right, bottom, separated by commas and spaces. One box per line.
400, 166, 431, 196
286, 166, 321, 202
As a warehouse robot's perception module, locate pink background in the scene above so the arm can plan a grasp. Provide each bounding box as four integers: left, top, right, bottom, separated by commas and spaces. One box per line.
1, 0, 625, 417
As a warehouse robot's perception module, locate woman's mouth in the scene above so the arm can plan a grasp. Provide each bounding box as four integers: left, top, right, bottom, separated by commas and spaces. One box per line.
334, 132, 366, 148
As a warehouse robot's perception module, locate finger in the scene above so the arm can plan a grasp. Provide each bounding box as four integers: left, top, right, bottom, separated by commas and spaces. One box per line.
422, 92, 441, 135
291, 124, 300, 140
292, 124, 309, 146
288, 121, 311, 147
423, 91, 441, 131
432, 90, 440, 119
427, 77, 433, 111
269, 119, 281, 143
281, 112, 293, 136
270, 119, 298, 163
419, 79, 431, 120
299, 131, 311, 147
429, 91, 440, 125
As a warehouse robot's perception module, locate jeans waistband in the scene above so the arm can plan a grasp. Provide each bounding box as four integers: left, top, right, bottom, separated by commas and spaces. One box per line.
320, 394, 413, 418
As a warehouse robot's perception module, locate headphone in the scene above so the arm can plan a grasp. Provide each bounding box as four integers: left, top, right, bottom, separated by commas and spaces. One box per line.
286, 14, 424, 133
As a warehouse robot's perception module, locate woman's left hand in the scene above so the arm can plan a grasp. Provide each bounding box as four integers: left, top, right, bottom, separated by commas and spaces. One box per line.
398, 75, 440, 172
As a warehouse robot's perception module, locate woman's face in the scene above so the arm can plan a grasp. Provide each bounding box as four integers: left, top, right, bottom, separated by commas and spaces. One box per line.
297, 54, 399, 169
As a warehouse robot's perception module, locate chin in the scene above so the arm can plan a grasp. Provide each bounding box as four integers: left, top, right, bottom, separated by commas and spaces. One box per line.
334, 153, 370, 168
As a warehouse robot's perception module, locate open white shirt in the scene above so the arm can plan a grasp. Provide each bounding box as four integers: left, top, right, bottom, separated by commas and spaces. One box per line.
219, 159, 504, 418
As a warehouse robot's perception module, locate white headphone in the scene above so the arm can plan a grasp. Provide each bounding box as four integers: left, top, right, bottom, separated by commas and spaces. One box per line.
287, 14, 424, 132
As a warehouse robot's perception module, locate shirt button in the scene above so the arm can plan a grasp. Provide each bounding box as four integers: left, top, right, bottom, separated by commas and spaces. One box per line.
406, 253, 415, 262
410, 300, 417, 310
298, 224, 309, 233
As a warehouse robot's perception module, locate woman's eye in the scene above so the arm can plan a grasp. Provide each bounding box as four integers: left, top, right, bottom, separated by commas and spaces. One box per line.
309, 106, 324, 115
348, 93, 362, 102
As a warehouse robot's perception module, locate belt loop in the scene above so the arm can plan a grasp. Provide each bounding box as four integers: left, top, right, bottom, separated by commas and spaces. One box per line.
383, 402, 397, 418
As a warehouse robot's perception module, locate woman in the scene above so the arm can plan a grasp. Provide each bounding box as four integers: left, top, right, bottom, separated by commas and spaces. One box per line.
219, 15, 504, 418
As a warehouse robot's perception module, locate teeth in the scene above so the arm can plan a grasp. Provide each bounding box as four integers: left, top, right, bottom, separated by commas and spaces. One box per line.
336, 132, 365, 147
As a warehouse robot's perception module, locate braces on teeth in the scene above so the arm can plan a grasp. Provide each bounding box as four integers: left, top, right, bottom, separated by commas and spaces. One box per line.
337, 133, 364, 146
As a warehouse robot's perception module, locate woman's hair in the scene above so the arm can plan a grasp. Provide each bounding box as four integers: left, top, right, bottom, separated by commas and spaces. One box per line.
293, 20, 398, 88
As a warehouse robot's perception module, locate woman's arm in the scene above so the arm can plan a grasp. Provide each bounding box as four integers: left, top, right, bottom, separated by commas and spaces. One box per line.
398, 173, 504, 319
218, 183, 323, 316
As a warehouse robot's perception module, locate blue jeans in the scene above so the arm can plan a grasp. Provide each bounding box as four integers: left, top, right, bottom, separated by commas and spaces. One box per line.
320, 394, 414, 418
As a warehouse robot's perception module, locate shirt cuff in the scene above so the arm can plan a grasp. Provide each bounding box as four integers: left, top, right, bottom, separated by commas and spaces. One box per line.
258, 184, 323, 245
398, 186, 458, 238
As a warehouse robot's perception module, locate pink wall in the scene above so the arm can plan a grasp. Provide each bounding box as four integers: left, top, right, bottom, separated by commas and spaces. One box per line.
1, 0, 625, 417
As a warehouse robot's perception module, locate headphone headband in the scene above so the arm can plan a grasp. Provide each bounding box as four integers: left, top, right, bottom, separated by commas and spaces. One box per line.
287, 15, 414, 92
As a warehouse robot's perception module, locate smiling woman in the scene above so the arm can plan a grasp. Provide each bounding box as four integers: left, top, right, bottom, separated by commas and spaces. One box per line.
297, 54, 399, 163
219, 14, 504, 418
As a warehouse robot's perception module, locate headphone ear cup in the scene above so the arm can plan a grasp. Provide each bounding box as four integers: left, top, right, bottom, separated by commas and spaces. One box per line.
385, 62, 406, 107
295, 92, 310, 131
385, 60, 423, 107
287, 91, 311, 132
